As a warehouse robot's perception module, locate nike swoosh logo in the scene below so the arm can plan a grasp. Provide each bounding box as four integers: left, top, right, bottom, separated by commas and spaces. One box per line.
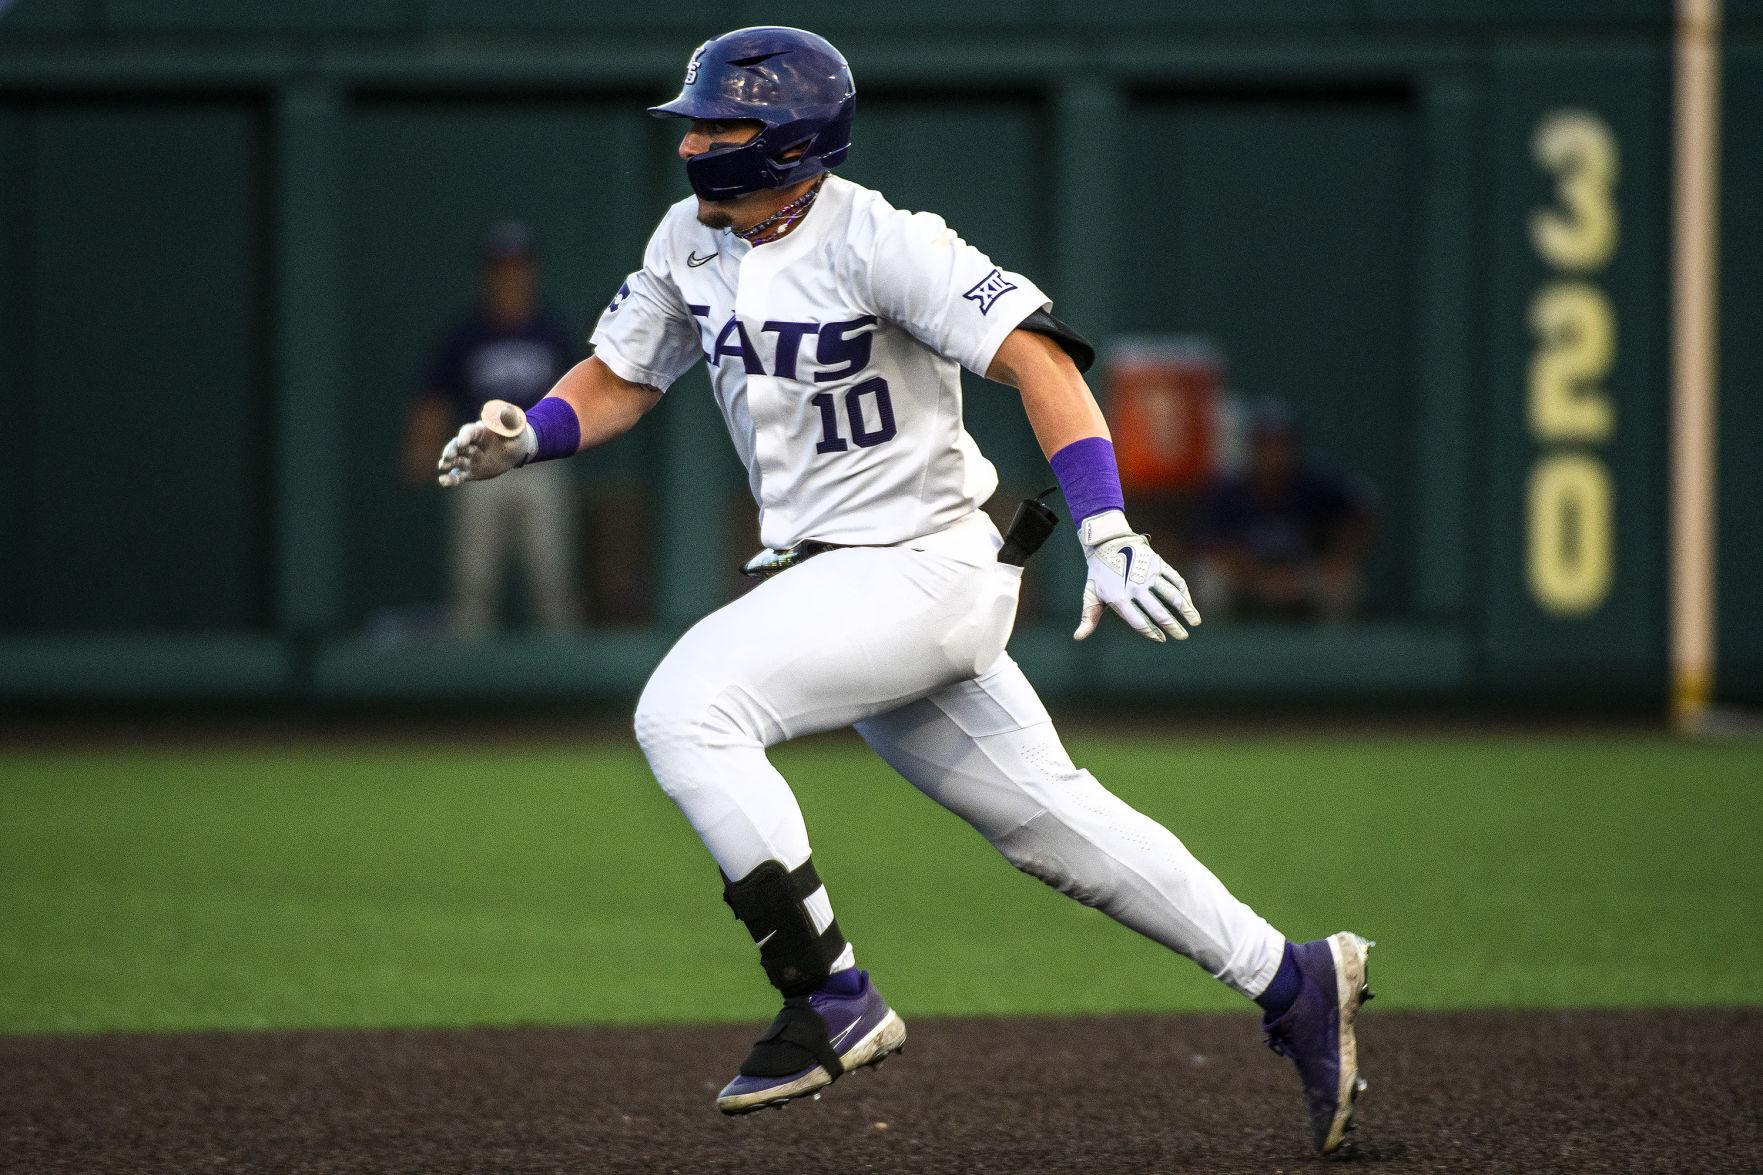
756, 930, 778, 948
828, 1022, 859, 1048
687, 251, 717, 267
1121, 546, 1134, 580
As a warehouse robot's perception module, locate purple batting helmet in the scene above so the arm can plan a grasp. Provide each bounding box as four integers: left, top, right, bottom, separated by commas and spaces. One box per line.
649, 26, 855, 201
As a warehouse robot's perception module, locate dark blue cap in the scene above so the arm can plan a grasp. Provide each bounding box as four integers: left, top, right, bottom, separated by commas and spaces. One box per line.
480, 221, 537, 262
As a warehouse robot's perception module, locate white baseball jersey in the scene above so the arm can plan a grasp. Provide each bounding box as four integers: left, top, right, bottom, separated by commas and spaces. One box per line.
590, 175, 1051, 550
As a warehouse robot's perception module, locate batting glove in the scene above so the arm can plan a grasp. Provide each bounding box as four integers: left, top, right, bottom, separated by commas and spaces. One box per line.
437, 401, 537, 487
1074, 509, 1202, 643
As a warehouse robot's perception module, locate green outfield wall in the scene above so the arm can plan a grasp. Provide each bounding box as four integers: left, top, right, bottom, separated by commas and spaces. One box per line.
1, 2, 1757, 707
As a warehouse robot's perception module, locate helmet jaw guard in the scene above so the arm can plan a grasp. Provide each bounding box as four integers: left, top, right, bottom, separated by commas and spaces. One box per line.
649, 26, 855, 202
680, 106, 852, 201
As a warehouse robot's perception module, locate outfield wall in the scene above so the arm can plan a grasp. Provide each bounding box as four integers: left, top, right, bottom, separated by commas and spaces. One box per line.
1, 2, 1758, 707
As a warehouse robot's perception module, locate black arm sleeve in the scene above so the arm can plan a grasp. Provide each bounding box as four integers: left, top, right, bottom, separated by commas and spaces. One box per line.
1017, 307, 1096, 374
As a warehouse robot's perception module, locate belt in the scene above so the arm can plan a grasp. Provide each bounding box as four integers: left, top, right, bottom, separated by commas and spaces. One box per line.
740, 499, 1058, 581
739, 540, 849, 579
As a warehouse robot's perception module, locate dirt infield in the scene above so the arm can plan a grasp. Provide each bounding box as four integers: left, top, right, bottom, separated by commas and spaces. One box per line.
4, 1009, 1759, 1173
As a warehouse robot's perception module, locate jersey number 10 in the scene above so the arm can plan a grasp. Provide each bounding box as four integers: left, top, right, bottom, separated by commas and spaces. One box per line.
811, 377, 898, 452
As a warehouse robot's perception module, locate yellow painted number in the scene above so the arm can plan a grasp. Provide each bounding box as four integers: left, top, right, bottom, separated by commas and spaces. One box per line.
1528, 455, 1613, 615
1528, 281, 1615, 444
1525, 109, 1618, 617
1530, 111, 1619, 274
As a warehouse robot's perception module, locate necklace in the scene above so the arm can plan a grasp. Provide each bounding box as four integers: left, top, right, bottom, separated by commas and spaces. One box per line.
734, 176, 826, 245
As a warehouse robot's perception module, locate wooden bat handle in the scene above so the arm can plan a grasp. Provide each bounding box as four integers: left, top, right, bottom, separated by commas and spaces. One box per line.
479, 400, 527, 439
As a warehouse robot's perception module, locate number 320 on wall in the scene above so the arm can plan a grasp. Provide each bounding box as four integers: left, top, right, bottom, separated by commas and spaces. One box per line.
1527, 110, 1618, 616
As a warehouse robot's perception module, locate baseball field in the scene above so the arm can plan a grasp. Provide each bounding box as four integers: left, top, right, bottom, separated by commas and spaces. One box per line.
3, 729, 1760, 1171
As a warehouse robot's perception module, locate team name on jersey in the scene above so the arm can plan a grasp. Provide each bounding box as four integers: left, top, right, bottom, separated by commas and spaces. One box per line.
688, 307, 878, 383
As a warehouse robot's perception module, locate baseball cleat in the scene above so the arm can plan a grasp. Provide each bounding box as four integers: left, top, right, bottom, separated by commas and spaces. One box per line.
1262, 932, 1375, 1155
716, 968, 906, 1114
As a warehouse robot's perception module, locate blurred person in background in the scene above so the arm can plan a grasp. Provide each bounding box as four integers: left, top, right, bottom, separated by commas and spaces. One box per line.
1192, 399, 1374, 622
404, 222, 585, 634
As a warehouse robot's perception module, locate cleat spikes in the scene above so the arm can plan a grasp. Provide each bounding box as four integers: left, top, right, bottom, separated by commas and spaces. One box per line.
1264, 932, 1374, 1157
714, 978, 906, 1115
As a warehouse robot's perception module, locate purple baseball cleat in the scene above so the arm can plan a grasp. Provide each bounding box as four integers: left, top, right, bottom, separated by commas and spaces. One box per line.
716, 968, 907, 1114
1262, 932, 1375, 1155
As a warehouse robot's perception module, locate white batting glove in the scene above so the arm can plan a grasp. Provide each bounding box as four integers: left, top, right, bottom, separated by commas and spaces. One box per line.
1074, 509, 1203, 643
437, 400, 538, 487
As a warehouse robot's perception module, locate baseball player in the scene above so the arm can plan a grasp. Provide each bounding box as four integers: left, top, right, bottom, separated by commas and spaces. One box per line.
439, 27, 1373, 1155
406, 223, 585, 635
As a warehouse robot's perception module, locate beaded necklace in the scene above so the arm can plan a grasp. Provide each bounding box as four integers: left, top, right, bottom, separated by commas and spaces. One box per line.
734, 176, 827, 246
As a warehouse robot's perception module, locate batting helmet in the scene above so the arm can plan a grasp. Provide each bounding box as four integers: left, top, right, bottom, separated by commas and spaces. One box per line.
649, 26, 855, 202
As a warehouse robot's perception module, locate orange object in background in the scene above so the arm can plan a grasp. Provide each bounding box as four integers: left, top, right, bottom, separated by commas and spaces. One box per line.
1106, 340, 1222, 494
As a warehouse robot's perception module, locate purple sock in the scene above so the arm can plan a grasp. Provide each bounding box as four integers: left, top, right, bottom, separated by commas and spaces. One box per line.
524, 396, 581, 464
1256, 942, 1302, 1019
820, 968, 865, 996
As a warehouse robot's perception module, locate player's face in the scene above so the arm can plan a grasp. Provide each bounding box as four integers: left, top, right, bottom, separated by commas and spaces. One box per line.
482, 256, 536, 323
678, 118, 762, 159
679, 119, 765, 228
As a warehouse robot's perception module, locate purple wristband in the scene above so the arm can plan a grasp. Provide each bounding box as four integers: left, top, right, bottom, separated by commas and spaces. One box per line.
1048, 436, 1126, 523
525, 397, 582, 464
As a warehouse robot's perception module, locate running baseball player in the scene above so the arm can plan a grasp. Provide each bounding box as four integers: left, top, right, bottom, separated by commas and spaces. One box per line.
438, 26, 1373, 1155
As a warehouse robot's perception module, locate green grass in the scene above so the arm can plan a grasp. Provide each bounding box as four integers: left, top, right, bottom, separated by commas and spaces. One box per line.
1, 733, 1759, 1034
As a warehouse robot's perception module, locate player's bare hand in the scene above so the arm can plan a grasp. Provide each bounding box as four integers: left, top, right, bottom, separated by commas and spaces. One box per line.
1073, 509, 1202, 643
437, 400, 538, 487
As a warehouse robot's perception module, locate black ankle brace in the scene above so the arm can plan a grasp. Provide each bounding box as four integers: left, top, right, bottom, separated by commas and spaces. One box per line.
722, 858, 848, 997
738, 996, 845, 1079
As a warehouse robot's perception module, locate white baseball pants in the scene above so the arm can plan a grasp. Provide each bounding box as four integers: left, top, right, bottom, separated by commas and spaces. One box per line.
634, 511, 1285, 998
